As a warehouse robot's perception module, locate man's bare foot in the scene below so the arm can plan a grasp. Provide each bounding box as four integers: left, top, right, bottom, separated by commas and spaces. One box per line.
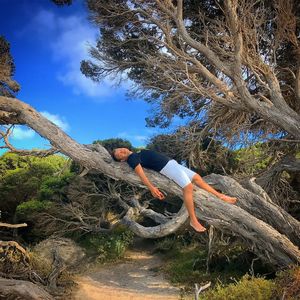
219, 194, 237, 204
190, 220, 207, 233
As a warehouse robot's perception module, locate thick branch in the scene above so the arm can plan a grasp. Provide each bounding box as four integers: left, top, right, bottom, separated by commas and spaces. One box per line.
204, 174, 300, 247
173, 0, 232, 78
0, 222, 27, 228
0, 278, 54, 300
121, 205, 188, 237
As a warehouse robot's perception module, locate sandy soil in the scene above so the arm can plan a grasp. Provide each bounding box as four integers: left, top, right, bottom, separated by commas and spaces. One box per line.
71, 239, 183, 300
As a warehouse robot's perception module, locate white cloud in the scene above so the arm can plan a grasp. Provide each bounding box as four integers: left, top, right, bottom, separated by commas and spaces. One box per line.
117, 132, 148, 143
28, 9, 125, 99
11, 126, 35, 140
40, 111, 70, 131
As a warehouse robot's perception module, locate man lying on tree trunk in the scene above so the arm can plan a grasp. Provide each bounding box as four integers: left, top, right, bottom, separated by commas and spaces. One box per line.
112, 148, 237, 233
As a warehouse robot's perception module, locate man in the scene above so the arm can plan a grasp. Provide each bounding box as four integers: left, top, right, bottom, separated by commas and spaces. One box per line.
112, 148, 237, 233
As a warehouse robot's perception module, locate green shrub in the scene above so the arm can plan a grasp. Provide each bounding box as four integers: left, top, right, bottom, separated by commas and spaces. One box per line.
160, 239, 265, 287
0, 153, 71, 216
16, 199, 53, 217
233, 143, 271, 175
38, 172, 74, 201
163, 245, 209, 284
78, 229, 134, 263
201, 275, 275, 300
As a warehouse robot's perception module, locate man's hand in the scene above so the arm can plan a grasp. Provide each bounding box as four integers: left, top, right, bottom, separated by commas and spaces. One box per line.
150, 186, 165, 200
134, 165, 165, 200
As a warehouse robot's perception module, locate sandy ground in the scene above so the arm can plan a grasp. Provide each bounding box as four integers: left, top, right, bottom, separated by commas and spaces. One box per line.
71, 239, 184, 300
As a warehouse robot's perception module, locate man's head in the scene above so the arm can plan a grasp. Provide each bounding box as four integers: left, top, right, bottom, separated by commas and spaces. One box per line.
112, 147, 132, 162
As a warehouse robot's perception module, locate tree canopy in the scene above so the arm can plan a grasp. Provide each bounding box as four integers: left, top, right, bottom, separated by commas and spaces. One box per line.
82, 0, 300, 144
0, 36, 20, 98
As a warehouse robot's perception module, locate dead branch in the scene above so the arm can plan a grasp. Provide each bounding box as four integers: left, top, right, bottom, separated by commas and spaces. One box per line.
0, 125, 59, 157
0, 222, 27, 229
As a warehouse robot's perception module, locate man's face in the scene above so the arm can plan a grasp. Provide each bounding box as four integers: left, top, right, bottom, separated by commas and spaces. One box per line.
114, 148, 130, 161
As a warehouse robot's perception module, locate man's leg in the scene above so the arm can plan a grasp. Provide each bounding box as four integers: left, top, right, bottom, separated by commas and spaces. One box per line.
183, 183, 206, 232
192, 174, 236, 204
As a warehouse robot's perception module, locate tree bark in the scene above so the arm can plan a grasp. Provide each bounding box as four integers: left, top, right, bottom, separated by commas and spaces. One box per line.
0, 96, 300, 268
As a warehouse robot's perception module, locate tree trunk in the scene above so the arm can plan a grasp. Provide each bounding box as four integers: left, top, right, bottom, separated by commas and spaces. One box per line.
0, 278, 54, 300
204, 174, 300, 247
0, 96, 300, 268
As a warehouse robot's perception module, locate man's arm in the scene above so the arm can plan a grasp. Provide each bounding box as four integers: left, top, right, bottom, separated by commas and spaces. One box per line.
134, 164, 165, 200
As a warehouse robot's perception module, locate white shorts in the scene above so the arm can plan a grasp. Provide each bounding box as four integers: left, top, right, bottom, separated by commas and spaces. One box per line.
159, 160, 196, 188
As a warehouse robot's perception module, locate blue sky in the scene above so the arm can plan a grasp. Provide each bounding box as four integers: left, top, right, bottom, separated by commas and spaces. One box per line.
0, 0, 177, 154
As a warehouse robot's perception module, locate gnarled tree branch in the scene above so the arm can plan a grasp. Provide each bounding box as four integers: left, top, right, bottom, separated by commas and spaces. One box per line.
0, 95, 299, 267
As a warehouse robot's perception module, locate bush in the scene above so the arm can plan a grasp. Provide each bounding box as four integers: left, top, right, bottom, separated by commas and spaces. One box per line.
159, 236, 269, 287
28, 251, 52, 278
28, 250, 74, 290
16, 199, 53, 217
0, 153, 71, 217
78, 229, 134, 263
201, 275, 275, 300
162, 245, 209, 285
272, 265, 300, 299
38, 172, 74, 201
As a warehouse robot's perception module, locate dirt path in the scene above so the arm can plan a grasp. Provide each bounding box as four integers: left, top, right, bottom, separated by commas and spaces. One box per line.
71, 238, 184, 300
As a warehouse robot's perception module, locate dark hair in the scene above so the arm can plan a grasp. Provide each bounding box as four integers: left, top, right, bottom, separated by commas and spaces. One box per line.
111, 149, 121, 162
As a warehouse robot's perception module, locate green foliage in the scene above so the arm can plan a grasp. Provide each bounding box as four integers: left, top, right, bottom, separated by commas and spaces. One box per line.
38, 172, 75, 201
155, 236, 213, 285
78, 229, 134, 263
201, 275, 275, 300
233, 143, 271, 175
161, 245, 250, 287
0, 166, 46, 216
0, 152, 67, 176
0, 153, 28, 175
0, 153, 70, 217
156, 234, 272, 288
16, 199, 53, 218
163, 246, 207, 284
155, 235, 293, 300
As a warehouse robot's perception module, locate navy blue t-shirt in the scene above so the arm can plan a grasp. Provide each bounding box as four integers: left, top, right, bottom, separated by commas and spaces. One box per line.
127, 150, 171, 172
